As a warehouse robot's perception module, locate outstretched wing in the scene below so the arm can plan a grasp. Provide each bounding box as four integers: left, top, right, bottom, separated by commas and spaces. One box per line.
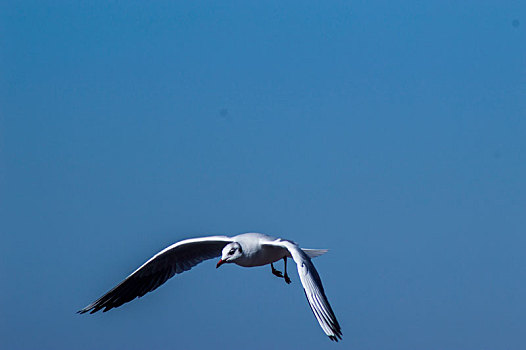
78, 236, 233, 314
271, 240, 342, 341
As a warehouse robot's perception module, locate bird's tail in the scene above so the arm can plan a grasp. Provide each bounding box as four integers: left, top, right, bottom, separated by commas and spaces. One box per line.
301, 248, 328, 259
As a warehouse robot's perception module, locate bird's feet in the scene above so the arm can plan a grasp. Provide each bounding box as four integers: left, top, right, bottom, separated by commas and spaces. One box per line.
271, 265, 284, 278
271, 263, 291, 284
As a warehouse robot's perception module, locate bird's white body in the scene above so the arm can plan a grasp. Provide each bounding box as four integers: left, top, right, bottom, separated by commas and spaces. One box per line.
231, 233, 290, 267
79, 232, 342, 341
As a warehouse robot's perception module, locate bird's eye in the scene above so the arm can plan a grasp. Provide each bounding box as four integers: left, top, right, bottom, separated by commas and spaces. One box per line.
229, 248, 236, 254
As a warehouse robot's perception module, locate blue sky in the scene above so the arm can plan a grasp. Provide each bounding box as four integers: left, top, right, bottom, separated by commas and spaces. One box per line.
1, 1, 525, 349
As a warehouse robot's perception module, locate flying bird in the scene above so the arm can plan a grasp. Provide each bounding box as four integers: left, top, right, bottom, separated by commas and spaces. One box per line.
78, 232, 342, 341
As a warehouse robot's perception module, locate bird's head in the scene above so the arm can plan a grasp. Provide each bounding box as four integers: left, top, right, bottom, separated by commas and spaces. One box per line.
216, 242, 243, 268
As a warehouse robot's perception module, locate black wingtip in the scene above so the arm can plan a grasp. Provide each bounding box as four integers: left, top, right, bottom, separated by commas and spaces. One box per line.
77, 305, 98, 315
329, 331, 343, 342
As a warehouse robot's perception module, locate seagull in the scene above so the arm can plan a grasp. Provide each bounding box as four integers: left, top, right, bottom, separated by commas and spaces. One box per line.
78, 232, 343, 341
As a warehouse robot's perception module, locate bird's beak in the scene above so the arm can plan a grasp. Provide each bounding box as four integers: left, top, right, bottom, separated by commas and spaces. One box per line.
216, 259, 225, 268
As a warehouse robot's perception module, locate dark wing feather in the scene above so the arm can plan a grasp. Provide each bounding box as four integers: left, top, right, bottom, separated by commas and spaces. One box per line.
78, 236, 232, 314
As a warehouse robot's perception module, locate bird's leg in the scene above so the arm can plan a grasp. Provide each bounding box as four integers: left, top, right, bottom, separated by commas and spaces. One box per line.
271, 263, 283, 278
283, 257, 291, 284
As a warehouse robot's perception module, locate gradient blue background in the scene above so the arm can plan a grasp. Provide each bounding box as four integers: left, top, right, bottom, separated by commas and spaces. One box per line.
1, 1, 525, 349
